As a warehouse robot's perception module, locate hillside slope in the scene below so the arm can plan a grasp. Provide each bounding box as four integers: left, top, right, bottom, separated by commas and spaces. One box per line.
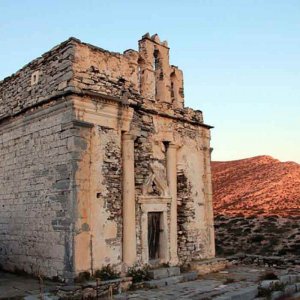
212, 156, 300, 258
212, 155, 300, 217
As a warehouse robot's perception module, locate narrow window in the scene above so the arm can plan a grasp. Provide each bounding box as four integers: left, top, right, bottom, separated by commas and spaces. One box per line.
153, 49, 160, 71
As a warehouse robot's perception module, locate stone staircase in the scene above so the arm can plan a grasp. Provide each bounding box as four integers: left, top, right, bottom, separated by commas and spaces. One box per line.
143, 266, 198, 288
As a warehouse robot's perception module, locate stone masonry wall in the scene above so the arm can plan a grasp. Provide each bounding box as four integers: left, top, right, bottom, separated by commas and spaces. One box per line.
95, 127, 123, 266
176, 126, 214, 262
132, 109, 167, 263
0, 101, 76, 280
72, 43, 140, 101
130, 107, 213, 264
177, 170, 194, 261
0, 40, 76, 121
73, 124, 124, 274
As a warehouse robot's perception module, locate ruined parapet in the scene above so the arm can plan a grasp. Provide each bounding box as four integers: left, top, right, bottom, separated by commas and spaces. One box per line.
138, 33, 171, 104
71, 33, 187, 111
72, 41, 141, 98
138, 33, 185, 109
0, 38, 76, 121
170, 66, 184, 109
0, 34, 192, 124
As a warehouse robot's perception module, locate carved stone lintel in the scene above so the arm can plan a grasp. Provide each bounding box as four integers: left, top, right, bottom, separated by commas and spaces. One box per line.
138, 196, 171, 204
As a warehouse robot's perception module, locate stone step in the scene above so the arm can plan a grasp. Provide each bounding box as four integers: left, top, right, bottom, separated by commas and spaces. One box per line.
191, 258, 229, 275
143, 271, 198, 288
148, 266, 181, 279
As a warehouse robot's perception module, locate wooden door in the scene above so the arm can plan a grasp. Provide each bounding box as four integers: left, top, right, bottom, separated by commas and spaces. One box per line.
148, 212, 161, 260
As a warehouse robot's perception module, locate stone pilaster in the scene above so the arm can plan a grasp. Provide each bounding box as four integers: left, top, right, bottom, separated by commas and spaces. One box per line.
166, 143, 178, 265
122, 133, 137, 266
203, 136, 216, 258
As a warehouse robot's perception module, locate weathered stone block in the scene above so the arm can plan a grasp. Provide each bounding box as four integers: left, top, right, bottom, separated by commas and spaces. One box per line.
284, 284, 296, 295
229, 286, 258, 300
260, 280, 281, 290
271, 290, 284, 300
148, 267, 180, 279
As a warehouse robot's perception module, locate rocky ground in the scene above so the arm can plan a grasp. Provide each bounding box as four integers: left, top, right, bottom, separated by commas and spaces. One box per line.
215, 215, 300, 258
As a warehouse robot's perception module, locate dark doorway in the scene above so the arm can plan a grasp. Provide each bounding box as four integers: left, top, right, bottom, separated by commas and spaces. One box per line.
148, 212, 161, 260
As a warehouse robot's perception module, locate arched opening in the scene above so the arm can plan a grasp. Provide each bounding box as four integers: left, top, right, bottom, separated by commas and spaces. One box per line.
153, 49, 164, 100
153, 49, 160, 71
170, 71, 177, 102
137, 57, 146, 94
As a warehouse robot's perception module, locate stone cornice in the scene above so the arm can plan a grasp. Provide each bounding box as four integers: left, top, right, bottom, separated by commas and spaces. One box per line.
0, 88, 213, 130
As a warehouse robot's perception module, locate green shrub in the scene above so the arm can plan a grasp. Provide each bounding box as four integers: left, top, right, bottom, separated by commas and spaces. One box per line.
224, 249, 236, 255
75, 271, 91, 283
160, 262, 170, 268
126, 264, 150, 283
259, 271, 278, 281
258, 282, 284, 297
223, 277, 235, 284
278, 249, 287, 256
250, 234, 264, 243
179, 262, 192, 273
94, 264, 120, 281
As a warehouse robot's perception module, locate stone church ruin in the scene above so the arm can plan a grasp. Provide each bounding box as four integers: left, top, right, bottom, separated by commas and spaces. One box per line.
0, 33, 215, 281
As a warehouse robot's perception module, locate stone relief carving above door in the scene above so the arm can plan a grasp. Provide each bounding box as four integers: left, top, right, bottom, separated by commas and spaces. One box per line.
142, 161, 170, 197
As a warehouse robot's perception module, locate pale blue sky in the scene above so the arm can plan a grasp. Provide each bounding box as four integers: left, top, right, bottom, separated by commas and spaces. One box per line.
1, 0, 299, 162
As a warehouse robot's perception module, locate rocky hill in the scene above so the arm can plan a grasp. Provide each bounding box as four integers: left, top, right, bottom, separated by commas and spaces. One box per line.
211, 156, 300, 258
212, 155, 300, 217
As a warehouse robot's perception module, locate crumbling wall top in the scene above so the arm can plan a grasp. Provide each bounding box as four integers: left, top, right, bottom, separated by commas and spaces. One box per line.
0, 35, 210, 128
140, 33, 169, 48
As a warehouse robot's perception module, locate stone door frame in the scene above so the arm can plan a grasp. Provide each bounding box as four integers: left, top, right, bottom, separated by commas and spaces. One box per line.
139, 196, 171, 264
